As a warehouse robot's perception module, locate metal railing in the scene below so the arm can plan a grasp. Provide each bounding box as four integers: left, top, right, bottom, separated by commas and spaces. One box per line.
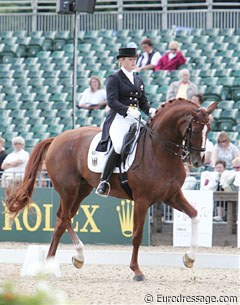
0, 1, 239, 32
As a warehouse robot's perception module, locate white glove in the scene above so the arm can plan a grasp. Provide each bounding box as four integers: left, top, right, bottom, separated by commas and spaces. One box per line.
127, 107, 141, 119
149, 108, 157, 118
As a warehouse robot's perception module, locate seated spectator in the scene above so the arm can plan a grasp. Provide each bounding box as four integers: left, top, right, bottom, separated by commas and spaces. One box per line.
220, 157, 240, 192
1, 136, 29, 188
182, 163, 197, 190
155, 41, 186, 72
166, 69, 198, 100
39, 160, 52, 187
78, 75, 107, 110
0, 137, 8, 177
136, 38, 161, 71
212, 131, 239, 169
201, 160, 226, 222
200, 160, 226, 191
191, 93, 204, 106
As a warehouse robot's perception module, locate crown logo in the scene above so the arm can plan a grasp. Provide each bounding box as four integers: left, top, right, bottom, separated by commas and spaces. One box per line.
116, 200, 134, 237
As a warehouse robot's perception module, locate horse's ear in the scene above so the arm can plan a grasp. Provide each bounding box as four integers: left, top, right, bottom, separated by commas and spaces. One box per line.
206, 102, 218, 114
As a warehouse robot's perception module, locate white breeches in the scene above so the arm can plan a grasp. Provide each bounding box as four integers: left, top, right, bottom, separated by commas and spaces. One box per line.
109, 113, 136, 154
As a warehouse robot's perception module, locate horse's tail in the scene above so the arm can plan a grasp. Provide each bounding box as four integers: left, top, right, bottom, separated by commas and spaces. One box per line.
5, 137, 54, 216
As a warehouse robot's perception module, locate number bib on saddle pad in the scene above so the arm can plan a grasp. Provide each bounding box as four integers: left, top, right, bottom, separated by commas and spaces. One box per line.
87, 132, 138, 173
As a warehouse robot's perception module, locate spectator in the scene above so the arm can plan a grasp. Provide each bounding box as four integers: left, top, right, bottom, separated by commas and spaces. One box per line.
212, 131, 239, 169
200, 160, 226, 191
182, 163, 197, 190
191, 93, 204, 105
136, 38, 161, 71
201, 160, 226, 222
166, 69, 198, 100
155, 41, 186, 71
1, 136, 29, 188
220, 157, 240, 192
0, 137, 8, 177
39, 160, 52, 187
78, 75, 107, 110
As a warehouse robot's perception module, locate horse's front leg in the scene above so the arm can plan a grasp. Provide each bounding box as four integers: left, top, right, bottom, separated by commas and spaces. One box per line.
166, 190, 199, 268
130, 201, 149, 281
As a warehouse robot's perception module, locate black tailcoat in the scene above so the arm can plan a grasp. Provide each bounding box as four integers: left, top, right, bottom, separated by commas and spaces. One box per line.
96, 69, 150, 152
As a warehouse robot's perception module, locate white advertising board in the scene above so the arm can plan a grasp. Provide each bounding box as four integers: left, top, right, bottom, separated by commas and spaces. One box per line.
173, 190, 213, 247
238, 191, 240, 248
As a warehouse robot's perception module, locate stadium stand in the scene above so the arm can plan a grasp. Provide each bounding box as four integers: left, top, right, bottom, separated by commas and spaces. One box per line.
0, 28, 239, 152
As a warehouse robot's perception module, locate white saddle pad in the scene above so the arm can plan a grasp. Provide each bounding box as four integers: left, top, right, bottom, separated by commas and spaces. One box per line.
87, 132, 138, 173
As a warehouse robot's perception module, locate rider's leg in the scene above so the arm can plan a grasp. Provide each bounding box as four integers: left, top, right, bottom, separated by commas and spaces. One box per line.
95, 147, 120, 196
96, 114, 132, 197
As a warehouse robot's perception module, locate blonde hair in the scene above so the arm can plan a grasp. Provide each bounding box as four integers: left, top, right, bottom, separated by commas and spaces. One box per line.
12, 136, 25, 146
0, 137, 6, 147
90, 75, 102, 90
217, 131, 230, 145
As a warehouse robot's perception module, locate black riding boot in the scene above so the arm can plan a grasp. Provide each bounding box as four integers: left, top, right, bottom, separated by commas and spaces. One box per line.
95, 148, 119, 197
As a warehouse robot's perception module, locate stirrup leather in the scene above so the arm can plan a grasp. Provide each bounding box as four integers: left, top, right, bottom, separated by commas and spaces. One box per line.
95, 180, 111, 197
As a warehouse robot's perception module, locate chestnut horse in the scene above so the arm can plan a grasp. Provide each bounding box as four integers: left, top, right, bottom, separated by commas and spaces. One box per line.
5, 99, 217, 281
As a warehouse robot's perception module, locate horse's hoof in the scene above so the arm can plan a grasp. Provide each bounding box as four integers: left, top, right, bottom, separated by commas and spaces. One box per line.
133, 275, 145, 282
183, 253, 195, 268
72, 256, 84, 269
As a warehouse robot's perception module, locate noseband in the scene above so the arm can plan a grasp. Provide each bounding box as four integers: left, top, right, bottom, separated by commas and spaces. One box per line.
175, 118, 207, 162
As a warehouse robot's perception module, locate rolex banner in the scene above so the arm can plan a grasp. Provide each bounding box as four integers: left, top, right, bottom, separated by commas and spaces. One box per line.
0, 188, 150, 245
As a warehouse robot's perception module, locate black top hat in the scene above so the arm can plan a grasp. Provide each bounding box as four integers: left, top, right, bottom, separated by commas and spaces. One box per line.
116, 48, 137, 59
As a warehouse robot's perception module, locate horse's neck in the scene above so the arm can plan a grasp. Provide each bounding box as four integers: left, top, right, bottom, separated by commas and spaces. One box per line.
152, 108, 190, 143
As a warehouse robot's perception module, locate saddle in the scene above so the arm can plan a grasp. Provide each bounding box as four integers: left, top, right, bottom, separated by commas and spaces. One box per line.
88, 123, 140, 198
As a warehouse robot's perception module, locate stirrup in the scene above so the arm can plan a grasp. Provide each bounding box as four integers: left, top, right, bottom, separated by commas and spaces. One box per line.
95, 180, 110, 198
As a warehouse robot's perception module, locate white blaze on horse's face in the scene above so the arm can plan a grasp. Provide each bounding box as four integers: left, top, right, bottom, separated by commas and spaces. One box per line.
201, 124, 208, 159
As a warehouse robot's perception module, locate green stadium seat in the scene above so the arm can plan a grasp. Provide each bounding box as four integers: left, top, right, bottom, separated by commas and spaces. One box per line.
204, 86, 223, 102
53, 31, 71, 50
37, 101, 54, 111
58, 109, 71, 118
0, 31, 14, 39
28, 117, 44, 125
219, 28, 235, 36
34, 132, 50, 141
48, 125, 64, 136
10, 109, 26, 118
43, 117, 60, 126
25, 139, 39, 150
52, 101, 67, 110
31, 124, 48, 133
25, 109, 41, 119
76, 117, 93, 126
40, 109, 58, 118
14, 124, 31, 133
6, 101, 22, 110
13, 117, 29, 126
218, 121, 234, 132
218, 100, 235, 110
21, 92, 36, 102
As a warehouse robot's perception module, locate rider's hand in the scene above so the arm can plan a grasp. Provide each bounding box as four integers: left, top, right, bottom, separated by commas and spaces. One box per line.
127, 107, 141, 119
149, 108, 156, 118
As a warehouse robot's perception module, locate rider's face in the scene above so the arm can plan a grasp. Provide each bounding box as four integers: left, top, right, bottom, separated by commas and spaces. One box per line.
121, 57, 137, 72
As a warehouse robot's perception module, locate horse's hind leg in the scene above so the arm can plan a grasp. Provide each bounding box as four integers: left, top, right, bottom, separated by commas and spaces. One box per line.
165, 190, 199, 268
67, 184, 93, 269
47, 184, 93, 262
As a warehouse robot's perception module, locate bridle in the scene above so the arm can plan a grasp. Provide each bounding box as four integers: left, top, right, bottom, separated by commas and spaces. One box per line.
139, 116, 209, 162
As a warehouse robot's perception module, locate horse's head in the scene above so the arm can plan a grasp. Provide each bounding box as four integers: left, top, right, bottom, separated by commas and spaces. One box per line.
185, 101, 218, 167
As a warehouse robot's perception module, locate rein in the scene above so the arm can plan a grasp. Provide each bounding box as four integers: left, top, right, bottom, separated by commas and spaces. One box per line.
139, 116, 207, 162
